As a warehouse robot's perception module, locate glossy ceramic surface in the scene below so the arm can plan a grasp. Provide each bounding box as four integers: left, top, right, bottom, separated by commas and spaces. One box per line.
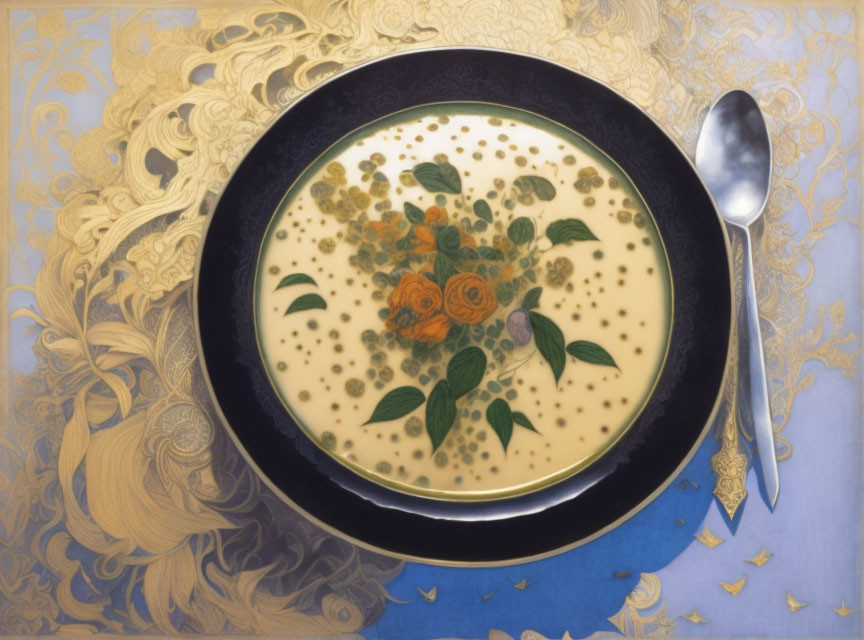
195, 48, 731, 563
253, 102, 673, 501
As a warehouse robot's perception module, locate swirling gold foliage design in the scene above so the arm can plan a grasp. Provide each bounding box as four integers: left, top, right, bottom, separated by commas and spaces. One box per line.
607, 573, 675, 638
453, 574, 672, 639
2, 0, 858, 635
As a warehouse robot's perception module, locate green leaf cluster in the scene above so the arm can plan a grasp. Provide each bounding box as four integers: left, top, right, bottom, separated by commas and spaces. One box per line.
275, 273, 327, 315
545, 218, 598, 244
485, 399, 539, 451
513, 175, 556, 201
364, 346, 488, 451
413, 162, 462, 194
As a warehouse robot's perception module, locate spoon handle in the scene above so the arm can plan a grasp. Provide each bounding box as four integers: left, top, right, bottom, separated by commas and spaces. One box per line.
741, 227, 779, 508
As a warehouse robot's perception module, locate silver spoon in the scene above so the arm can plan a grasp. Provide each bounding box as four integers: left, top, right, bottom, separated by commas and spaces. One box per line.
695, 89, 778, 509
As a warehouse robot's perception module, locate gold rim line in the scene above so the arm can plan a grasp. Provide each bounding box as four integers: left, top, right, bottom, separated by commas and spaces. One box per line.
192, 45, 736, 567
1, 6, 10, 442
250, 99, 675, 502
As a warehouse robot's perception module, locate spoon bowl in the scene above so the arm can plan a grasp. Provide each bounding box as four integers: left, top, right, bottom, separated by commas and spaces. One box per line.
695, 90, 771, 227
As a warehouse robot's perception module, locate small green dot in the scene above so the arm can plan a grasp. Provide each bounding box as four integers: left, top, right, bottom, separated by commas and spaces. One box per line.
375, 461, 392, 474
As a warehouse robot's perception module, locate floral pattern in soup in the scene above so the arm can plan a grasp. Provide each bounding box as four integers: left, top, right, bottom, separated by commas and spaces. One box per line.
255, 103, 672, 499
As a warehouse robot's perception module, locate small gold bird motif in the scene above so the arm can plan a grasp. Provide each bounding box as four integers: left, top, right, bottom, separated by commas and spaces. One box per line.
695, 527, 725, 548
510, 578, 531, 590
718, 576, 747, 596
833, 599, 856, 616
417, 586, 437, 602
477, 589, 497, 601
679, 610, 709, 624
786, 592, 810, 612
746, 547, 773, 567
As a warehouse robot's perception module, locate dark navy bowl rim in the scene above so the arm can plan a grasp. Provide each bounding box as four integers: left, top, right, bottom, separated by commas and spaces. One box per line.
194, 46, 732, 565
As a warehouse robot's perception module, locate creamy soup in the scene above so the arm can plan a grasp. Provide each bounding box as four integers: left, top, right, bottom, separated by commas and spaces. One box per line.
255, 103, 671, 499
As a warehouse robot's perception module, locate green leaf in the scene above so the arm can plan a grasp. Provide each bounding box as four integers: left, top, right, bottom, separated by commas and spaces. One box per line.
566, 340, 619, 368
413, 162, 462, 194
546, 218, 598, 244
507, 217, 535, 244
529, 311, 566, 385
457, 247, 480, 261
512, 411, 539, 432
514, 175, 556, 201
284, 293, 327, 315
436, 225, 461, 256
404, 202, 425, 224
427, 380, 458, 450
434, 253, 458, 287
486, 398, 514, 451
473, 199, 493, 222
439, 163, 461, 193
363, 386, 426, 424
495, 282, 516, 306
477, 246, 504, 261
521, 287, 542, 310
275, 273, 317, 290
446, 346, 487, 398
395, 228, 415, 251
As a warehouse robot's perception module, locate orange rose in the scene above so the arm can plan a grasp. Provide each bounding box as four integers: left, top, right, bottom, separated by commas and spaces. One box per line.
443, 273, 497, 325
410, 225, 436, 254
388, 273, 442, 317
410, 313, 451, 343
424, 206, 448, 225
386, 273, 445, 340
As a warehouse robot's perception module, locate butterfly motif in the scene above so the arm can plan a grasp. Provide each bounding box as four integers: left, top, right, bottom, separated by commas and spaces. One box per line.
510, 578, 534, 590
786, 592, 810, 612
718, 576, 746, 596
417, 586, 437, 603
746, 547, 773, 567
679, 610, 709, 624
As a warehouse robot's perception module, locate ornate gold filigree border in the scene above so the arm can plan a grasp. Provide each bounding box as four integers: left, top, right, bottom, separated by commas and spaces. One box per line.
1, 1, 861, 635
1, 7, 10, 448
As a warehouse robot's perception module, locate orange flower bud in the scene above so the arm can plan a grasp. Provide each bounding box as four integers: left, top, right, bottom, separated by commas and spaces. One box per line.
410, 313, 451, 343
424, 206, 448, 226
410, 225, 437, 254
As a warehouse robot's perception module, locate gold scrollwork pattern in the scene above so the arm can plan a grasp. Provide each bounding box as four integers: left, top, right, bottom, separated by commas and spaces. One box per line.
712, 238, 748, 519
468, 574, 673, 639
2, 0, 859, 635
607, 573, 675, 638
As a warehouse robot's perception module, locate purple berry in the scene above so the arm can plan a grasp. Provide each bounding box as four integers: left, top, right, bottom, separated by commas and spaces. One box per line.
507, 309, 532, 347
